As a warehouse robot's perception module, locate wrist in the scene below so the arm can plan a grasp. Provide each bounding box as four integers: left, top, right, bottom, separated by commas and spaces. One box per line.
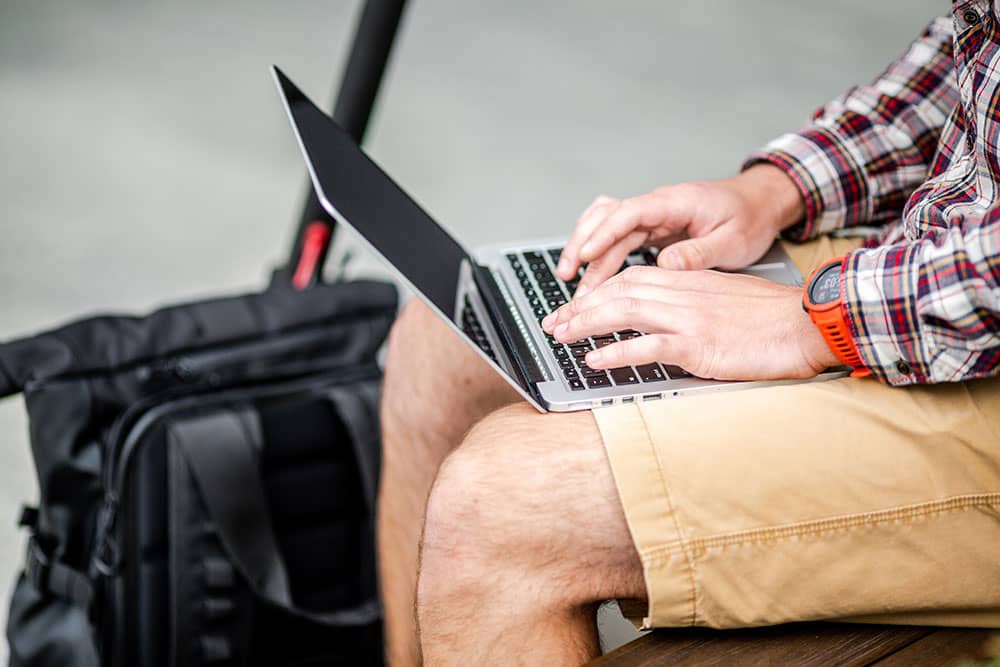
732, 163, 806, 234
801, 256, 872, 377
797, 309, 842, 371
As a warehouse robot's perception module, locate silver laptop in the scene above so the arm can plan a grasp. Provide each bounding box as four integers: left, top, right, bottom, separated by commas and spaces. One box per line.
273, 67, 841, 412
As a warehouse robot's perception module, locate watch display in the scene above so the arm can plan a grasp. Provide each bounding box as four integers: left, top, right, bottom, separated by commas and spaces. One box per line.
808, 261, 841, 305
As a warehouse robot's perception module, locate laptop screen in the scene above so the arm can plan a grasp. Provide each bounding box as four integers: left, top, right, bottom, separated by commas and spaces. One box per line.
274, 68, 472, 320
274, 67, 544, 409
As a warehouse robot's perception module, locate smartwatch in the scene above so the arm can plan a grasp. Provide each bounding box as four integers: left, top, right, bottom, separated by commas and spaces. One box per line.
802, 257, 871, 378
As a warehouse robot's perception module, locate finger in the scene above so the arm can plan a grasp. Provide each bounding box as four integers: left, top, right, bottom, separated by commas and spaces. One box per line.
545, 275, 683, 332
576, 230, 647, 295
579, 187, 697, 264
559, 196, 618, 280
603, 264, 758, 296
656, 226, 734, 271
583, 334, 694, 370
551, 297, 682, 343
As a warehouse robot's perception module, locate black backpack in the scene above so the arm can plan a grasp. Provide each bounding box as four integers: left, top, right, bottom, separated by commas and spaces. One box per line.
0, 281, 397, 666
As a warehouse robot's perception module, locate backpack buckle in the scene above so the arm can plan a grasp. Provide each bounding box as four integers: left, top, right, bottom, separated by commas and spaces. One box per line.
25, 535, 51, 593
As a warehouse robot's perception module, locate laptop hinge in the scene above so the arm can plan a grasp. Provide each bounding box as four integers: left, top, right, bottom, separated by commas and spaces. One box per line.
472, 264, 547, 402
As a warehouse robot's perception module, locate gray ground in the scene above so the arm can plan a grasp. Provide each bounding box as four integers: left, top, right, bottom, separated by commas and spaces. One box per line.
0, 0, 942, 660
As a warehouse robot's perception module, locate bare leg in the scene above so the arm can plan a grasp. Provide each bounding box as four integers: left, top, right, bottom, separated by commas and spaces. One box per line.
378, 300, 518, 666
417, 404, 644, 666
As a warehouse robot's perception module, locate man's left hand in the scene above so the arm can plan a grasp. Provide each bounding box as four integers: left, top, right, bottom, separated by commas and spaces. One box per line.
541, 266, 839, 381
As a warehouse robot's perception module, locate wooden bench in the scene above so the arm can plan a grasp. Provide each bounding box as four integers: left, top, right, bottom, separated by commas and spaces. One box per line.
590, 623, 997, 666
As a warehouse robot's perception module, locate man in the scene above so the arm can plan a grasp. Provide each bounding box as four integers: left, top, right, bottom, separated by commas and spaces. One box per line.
378, 8, 1000, 666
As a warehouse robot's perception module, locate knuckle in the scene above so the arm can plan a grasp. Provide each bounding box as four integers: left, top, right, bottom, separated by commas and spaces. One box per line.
617, 297, 641, 316
622, 265, 651, 282
680, 243, 706, 268
603, 343, 623, 361
655, 336, 674, 360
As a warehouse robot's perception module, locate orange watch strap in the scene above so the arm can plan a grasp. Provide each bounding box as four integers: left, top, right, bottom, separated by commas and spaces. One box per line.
804, 258, 872, 378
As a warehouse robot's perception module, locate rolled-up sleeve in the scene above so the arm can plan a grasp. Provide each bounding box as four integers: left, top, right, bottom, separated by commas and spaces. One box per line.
744, 16, 958, 242
842, 209, 1000, 385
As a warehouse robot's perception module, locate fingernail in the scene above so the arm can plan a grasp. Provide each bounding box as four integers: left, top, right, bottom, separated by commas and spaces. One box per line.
580, 241, 594, 258
557, 259, 570, 275
661, 252, 683, 270
587, 350, 603, 364
541, 313, 556, 329
553, 322, 568, 338
574, 284, 590, 298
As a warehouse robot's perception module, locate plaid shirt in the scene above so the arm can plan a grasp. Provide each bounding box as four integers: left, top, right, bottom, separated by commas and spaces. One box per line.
747, 6, 1000, 386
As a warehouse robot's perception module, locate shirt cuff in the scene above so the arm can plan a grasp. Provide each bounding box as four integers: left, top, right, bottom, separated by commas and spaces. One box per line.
841, 243, 927, 385
743, 129, 869, 243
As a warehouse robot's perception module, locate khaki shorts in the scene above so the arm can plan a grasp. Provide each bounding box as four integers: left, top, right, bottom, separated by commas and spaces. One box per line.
595, 236, 1000, 630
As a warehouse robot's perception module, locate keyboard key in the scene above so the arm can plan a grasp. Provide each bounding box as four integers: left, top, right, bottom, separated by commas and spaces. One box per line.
610, 367, 639, 385
593, 336, 616, 348
586, 375, 612, 388
568, 378, 585, 391
553, 347, 568, 359
617, 330, 641, 340
579, 365, 607, 378
558, 357, 574, 369
663, 365, 693, 379
534, 270, 555, 284
563, 367, 579, 380
538, 279, 560, 290
547, 335, 563, 348
636, 363, 666, 383
523, 251, 544, 262
547, 298, 565, 309
570, 346, 592, 358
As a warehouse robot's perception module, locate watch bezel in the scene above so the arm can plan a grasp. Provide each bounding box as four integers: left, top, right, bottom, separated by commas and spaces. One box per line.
806, 259, 843, 309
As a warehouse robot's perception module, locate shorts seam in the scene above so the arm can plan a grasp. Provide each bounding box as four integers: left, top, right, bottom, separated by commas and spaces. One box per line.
636, 406, 699, 626
639, 492, 1000, 563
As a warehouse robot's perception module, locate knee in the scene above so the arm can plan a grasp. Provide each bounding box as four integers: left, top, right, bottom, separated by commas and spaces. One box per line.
418, 405, 548, 593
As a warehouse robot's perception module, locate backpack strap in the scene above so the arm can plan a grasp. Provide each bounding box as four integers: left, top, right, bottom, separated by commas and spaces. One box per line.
168, 409, 379, 627
24, 536, 94, 609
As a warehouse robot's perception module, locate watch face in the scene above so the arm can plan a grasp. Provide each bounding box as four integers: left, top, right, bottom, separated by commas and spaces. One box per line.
809, 262, 842, 305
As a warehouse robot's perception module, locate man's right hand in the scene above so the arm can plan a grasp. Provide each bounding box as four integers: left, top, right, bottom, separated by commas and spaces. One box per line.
556, 164, 806, 294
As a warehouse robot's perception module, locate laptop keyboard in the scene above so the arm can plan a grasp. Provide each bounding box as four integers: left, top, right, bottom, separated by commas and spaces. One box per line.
460, 295, 498, 363
506, 248, 693, 391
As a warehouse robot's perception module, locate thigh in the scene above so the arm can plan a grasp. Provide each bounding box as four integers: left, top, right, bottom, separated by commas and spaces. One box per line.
381, 298, 519, 456
597, 374, 1000, 629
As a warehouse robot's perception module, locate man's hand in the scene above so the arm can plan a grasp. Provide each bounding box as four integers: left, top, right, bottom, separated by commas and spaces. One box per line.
556, 164, 805, 295
541, 266, 839, 381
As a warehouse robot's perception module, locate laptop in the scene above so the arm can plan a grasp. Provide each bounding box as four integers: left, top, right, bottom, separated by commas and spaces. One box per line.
273, 66, 842, 412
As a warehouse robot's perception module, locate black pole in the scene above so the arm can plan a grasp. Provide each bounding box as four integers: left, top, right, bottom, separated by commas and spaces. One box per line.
280, 0, 409, 288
